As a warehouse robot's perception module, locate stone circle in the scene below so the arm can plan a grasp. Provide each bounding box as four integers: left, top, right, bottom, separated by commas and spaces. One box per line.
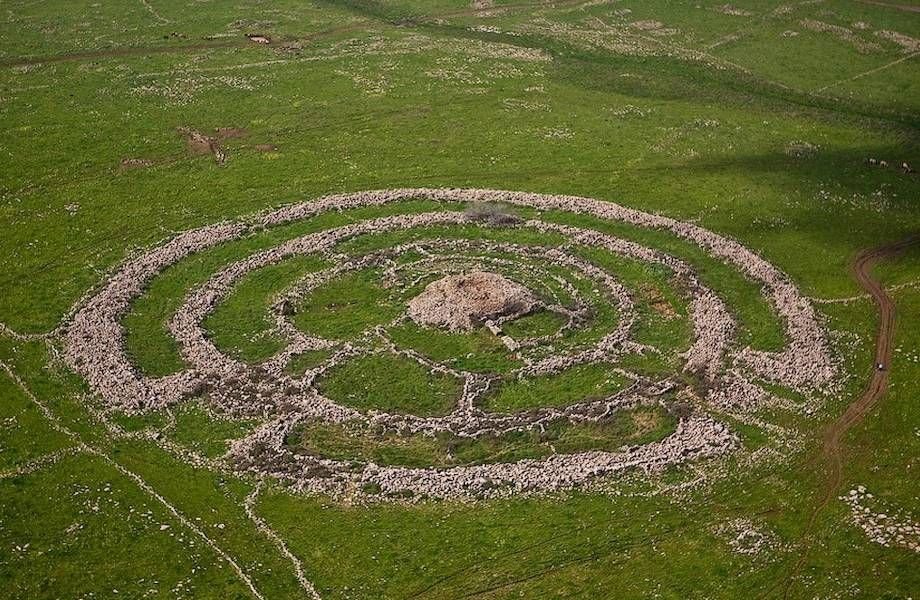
63, 188, 838, 500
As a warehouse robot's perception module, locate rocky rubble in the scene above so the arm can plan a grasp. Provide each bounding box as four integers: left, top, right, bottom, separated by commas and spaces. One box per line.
407, 271, 537, 332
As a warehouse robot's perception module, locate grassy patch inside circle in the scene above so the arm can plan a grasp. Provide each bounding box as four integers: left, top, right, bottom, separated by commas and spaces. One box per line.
285, 348, 337, 377
387, 321, 520, 374
483, 363, 632, 412
203, 255, 327, 363
502, 309, 569, 339
292, 268, 402, 340
317, 352, 462, 416
170, 403, 255, 459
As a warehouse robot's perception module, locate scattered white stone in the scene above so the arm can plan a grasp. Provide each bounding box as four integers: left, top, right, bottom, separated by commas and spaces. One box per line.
841, 486, 920, 553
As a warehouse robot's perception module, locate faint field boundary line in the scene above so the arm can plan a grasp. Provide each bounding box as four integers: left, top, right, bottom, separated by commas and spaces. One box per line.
814, 51, 920, 93
245, 480, 323, 600
0, 321, 49, 341
137, 58, 296, 78
588, 15, 796, 92
140, 0, 171, 24
811, 279, 920, 305
1, 317, 323, 598
0, 360, 267, 600
0, 0, 577, 69
702, 0, 820, 51
0, 446, 84, 480
0, 40, 247, 68
857, 0, 920, 13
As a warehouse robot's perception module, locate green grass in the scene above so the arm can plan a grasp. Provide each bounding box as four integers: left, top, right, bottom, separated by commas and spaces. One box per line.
502, 308, 568, 338
577, 246, 693, 352
383, 241, 634, 373
484, 363, 632, 412
0, 373, 74, 470
108, 409, 169, 434
204, 255, 327, 363
317, 352, 461, 415
2, 0, 920, 597
387, 321, 520, 374
122, 200, 449, 376
0, 453, 254, 598
714, 414, 770, 451
292, 268, 402, 340
285, 348, 337, 376
554, 211, 786, 352
336, 223, 568, 256
170, 403, 254, 458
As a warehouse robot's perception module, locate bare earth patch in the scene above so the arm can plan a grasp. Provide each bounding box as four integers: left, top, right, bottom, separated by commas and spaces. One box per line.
119, 157, 155, 170
641, 283, 678, 320
177, 126, 249, 164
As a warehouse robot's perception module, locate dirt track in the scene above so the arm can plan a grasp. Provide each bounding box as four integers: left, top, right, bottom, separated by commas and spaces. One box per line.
0, 0, 585, 69
856, 0, 920, 13
820, 234, 919, 492
775, 233, 919, 599
0, 39, 248, 68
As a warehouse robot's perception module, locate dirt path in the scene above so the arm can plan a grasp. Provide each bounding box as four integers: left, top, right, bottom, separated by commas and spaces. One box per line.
821, 235, 918, 486
0, 0, 575, 69
0, 39, 248, 68
856, 0, 920, 13
773, 233, 919, 599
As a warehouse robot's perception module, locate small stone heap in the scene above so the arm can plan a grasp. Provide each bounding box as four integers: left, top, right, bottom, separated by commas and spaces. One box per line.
407, 271, 537, 332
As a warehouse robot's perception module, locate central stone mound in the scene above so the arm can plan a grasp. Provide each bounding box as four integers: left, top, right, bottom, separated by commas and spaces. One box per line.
408, 271, 537, 332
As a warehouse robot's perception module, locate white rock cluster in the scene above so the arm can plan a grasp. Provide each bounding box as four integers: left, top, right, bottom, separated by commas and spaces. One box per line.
230, 414, 734, 500
713, 517, 785, 558
842, 486, 920, 553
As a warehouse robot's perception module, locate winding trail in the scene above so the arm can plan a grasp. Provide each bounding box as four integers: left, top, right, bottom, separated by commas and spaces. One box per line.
775, 233, 919, 599
856, 0, 920, 13
821, 235, 919, 489
0, 0, 583, 69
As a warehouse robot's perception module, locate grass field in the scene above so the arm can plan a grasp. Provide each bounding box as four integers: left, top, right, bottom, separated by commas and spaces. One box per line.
1, 1, 919, 598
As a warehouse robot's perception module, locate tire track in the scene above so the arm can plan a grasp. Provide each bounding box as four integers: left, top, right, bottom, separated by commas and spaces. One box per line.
772, 233, 919, 599
0, 0, 582, 69
856, 0, 920, 13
